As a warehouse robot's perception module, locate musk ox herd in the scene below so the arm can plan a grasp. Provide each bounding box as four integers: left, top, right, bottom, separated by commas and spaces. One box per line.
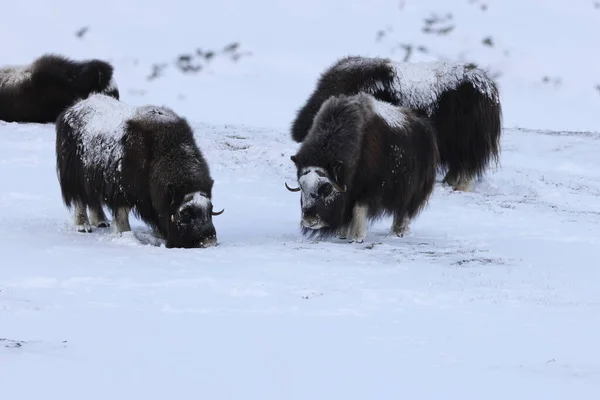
0, 53, 502, 248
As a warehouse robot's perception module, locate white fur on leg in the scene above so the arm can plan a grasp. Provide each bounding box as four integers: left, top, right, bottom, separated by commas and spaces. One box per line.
392, 214, 410, 237
114, 207, 131, 233
454, 175, 473, 192
89, 206, 110, 228
73, 201, 92, 233
347, 203, 368, 243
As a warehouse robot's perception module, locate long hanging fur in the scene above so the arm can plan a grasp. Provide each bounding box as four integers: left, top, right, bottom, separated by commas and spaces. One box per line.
290, 55, 502, 191
55, 93, 224, 248
286, 92, 439, 243
0, 53, 119, 123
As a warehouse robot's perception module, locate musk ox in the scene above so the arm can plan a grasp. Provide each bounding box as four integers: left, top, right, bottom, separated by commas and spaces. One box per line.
290, 55, 502, 192
55, 93, 224, 249
285, 92, 439, 243
0, 53, 119, 123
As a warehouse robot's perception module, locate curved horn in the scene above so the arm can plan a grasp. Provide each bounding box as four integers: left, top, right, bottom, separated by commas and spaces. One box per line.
285, 182, 301, 192
211, 208, 225, 216
334, 183, 347, 193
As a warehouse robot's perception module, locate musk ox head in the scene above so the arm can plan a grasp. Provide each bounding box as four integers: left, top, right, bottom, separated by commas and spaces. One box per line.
72, 59, 120, 100
286, 156, 348, 232
166, 189, 224, 249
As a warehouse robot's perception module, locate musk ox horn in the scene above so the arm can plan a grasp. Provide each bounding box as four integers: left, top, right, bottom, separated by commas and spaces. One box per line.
212, 208, 225, 216
285, 182, 301, 192
171, 214, 176, 222
334, 183, 347, 193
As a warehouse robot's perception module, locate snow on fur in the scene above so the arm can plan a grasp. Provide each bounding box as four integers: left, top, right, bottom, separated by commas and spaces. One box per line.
0, 66, 31, 88
62, 94, 179, 170
390, 60, 500, 116
369, 97, 408, 129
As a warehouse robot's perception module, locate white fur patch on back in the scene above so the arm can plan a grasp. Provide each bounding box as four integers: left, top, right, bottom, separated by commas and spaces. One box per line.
0, 66, 31, 87
368, 96, 407, 129
390, 60, 500, 114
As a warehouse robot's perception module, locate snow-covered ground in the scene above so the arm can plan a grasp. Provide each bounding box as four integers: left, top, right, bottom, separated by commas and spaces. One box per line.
1, 121, 599, 398
1, 0, 600, 398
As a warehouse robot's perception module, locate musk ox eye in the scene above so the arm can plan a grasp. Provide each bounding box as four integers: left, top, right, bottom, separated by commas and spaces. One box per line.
318, 184, 333, 197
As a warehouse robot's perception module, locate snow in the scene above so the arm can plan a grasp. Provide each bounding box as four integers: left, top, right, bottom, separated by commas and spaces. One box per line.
63, 94, 180, 170
62, 94, 137, 169
369, 95, 408, 129
390, 60, 499, 114
1, 0, 600, 398
0, 66, 31, 88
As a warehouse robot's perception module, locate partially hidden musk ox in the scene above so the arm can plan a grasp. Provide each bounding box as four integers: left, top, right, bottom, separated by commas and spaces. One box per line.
55, 93, 224, 249
285, 92, 439, 243
290, 55, 502, 192
0, 53, 119, 123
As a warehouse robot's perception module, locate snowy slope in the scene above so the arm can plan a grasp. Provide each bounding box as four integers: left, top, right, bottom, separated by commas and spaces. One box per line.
1, 0, 598, 131
1, 0, 600, 398
1, 121, 599, 399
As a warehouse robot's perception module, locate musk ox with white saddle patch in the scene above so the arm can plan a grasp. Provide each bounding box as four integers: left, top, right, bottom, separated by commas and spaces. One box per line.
0, 54, 119, 123
285, 92, 439, 243
55, 93, 224, 249
290, 55, 502, 192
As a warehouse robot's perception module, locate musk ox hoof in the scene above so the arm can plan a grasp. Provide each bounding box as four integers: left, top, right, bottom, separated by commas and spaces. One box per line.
76, 223, 92, 233
392, 227, 409, 237
96, 221, 110, 228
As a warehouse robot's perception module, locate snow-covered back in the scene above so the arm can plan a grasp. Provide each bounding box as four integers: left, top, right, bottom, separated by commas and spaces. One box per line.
62, 94, 137, 169
368, 95, 408, 129
0, 66, 31, 88
390, 60, 500, 115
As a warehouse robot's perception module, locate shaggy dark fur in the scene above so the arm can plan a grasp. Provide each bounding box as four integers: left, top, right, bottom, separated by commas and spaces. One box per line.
55, 94, 224, 249
290, 55, 502, 191
0, 53, 119, 123
285, 92, 439, 242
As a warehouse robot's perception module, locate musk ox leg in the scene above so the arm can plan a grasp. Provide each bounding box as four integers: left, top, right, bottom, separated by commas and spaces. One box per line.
73, 201, 92, 233
337, 225, 350, 240
391, 214, 410, 237
89, 202, 110, 228
443, 171, 473, 192
113, 207, 131, 233
347, 203, 368, 243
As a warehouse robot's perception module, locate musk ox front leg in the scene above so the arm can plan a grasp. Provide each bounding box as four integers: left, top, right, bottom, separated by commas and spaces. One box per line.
347, 203, 368, 243
391, 213, 410, 237
88, 201, 110, 228
113, 206, 131, 233
443, 171, 473, 192
73, 201, 92, 233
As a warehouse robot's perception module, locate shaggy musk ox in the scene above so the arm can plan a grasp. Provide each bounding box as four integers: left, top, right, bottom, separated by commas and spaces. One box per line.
285, 92, 439, 243
290, 55, 502, 191
55, 94, 224, 249
0, 54, 119, 123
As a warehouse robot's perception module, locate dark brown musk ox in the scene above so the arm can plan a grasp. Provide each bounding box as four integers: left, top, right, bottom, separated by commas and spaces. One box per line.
0, 53, 119, 123
285, 92, 439, 243
290, 55, 502, 192
55, 93, 224, 249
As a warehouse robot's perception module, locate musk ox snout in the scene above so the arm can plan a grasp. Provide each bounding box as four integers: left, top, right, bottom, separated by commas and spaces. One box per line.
301, 213, 329, 230
168, 192, 224, 249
